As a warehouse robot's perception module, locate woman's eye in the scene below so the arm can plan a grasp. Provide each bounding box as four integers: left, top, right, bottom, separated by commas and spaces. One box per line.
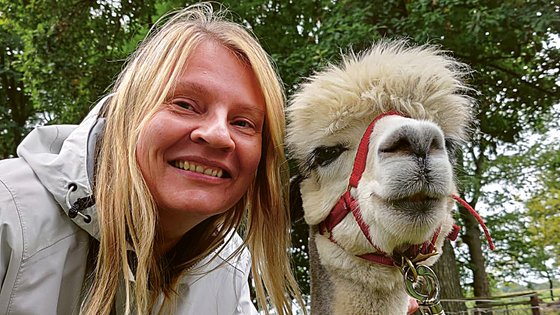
174, 100, 195, 111
232, 119, 254, 129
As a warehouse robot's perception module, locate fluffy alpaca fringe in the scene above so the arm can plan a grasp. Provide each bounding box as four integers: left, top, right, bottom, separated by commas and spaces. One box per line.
287, 39, 475, 165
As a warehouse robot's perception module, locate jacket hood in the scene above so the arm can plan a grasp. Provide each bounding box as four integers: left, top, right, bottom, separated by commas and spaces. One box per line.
17, 96, 110, 239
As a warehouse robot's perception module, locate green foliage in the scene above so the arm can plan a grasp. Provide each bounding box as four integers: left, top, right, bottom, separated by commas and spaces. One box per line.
464, 138, 559, 297
526, 148, 560, 265
0, 20, 32, 158
1, 0, 156, 125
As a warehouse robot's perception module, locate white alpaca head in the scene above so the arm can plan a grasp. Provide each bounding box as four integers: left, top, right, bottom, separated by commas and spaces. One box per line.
287, 41, 473, 284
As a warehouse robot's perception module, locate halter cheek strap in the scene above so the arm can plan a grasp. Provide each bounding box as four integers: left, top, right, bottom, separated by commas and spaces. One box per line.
349, 111, 402, 188
318, 111, 493, 267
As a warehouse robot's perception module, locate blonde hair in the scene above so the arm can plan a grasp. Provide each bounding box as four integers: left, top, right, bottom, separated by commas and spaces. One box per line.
84, 3, 303, 315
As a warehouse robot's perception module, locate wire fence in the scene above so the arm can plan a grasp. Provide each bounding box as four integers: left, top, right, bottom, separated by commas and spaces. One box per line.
439, 288, 560, 315
267, 288, 560, 314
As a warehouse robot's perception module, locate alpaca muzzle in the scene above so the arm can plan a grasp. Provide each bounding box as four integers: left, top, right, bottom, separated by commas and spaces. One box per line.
319, 111, 494, 268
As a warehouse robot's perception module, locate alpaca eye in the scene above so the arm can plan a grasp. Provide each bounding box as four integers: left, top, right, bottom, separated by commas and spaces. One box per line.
445, 138, 459, 165
311, 145, 348, 168
444, 138, 457, 157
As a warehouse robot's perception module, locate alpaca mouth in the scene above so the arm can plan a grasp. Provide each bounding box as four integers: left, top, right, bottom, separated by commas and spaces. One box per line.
388, 192, 440, 203
388, 193, 443, 214
404, 193, 438, 203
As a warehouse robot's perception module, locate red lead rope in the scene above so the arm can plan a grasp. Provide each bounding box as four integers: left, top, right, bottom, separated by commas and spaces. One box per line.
319, 111, 495, 267
452, 194, 495, 250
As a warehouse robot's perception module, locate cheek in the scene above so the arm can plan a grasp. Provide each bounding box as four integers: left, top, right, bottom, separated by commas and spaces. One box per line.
246, 142, 263, 175
135, 135, 155, 192
135, 113, 179, 164
136, 135, 149, 163
134, 117, 170, 183
135, 127, 156, 174
239, 133, 264, 172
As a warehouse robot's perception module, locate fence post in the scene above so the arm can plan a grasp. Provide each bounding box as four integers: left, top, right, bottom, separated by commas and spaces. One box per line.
530, 294, 540, 315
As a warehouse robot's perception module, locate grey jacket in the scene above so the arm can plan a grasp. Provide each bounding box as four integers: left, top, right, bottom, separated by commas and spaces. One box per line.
0, 97, 258, 314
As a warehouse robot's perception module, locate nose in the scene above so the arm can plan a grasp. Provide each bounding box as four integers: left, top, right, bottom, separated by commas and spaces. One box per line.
378, 122, 445, 159
190, 115, 235, 152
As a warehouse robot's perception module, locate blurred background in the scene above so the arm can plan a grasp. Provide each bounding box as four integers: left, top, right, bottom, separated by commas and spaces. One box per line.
1, 1, 558, 313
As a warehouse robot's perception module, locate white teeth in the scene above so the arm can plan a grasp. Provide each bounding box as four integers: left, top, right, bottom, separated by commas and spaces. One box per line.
174, 160, 224, 178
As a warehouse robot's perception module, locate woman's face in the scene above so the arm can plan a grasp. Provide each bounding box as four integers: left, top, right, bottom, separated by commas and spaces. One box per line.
136, 40, 265, 243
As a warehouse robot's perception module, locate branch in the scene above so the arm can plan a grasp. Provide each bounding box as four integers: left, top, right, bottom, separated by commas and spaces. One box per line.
485, 62, 559, 97
456, 53, 559, 97
467, 141, 487, 207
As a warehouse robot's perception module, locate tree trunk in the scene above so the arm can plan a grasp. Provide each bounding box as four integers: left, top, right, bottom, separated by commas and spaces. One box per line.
546, 271, 554, 301
456, 143, 492, 312
460, 201, 492, 313
432, 239, 468, 313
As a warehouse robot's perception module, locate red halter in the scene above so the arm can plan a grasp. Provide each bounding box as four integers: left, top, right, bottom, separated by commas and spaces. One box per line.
318, 111, 494, 267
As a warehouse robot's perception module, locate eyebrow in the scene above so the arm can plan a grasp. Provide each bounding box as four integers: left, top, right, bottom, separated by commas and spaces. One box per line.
172, 80, 266, 116
172, 80, 209, 96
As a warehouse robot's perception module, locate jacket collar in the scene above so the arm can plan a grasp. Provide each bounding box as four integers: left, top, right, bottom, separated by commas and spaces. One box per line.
17, 95, 111, 239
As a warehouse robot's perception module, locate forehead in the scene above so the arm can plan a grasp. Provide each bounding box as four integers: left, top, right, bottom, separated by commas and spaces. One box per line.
181, 40, 253, 84
173, 40, 265, 109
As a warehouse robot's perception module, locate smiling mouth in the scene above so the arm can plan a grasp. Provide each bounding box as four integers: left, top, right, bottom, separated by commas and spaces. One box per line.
170, 160, 230, 178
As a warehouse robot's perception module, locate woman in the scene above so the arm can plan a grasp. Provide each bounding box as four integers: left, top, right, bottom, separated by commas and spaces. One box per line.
0, 3, 303, 314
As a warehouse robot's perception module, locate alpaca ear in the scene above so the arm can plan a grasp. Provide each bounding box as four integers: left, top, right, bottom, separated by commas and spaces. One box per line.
289, 174, 304, 221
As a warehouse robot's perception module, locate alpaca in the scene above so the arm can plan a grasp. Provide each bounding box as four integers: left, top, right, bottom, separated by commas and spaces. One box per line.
286, 41, 476, 315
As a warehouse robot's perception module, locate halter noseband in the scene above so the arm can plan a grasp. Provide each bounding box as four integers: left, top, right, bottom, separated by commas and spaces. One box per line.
318, 111, 493, 267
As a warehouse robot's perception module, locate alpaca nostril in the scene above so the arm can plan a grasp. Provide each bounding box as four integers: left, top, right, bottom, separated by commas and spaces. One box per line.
379, 137, 413, 155
379, 126, 421, 157
415, 134, 443, 160
378, 123, 445, 159
428, 135, 444, 154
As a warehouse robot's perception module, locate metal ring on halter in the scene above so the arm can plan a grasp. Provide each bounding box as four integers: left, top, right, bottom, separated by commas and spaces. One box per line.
401, 257, 419, 282
403, 265, 440, 304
